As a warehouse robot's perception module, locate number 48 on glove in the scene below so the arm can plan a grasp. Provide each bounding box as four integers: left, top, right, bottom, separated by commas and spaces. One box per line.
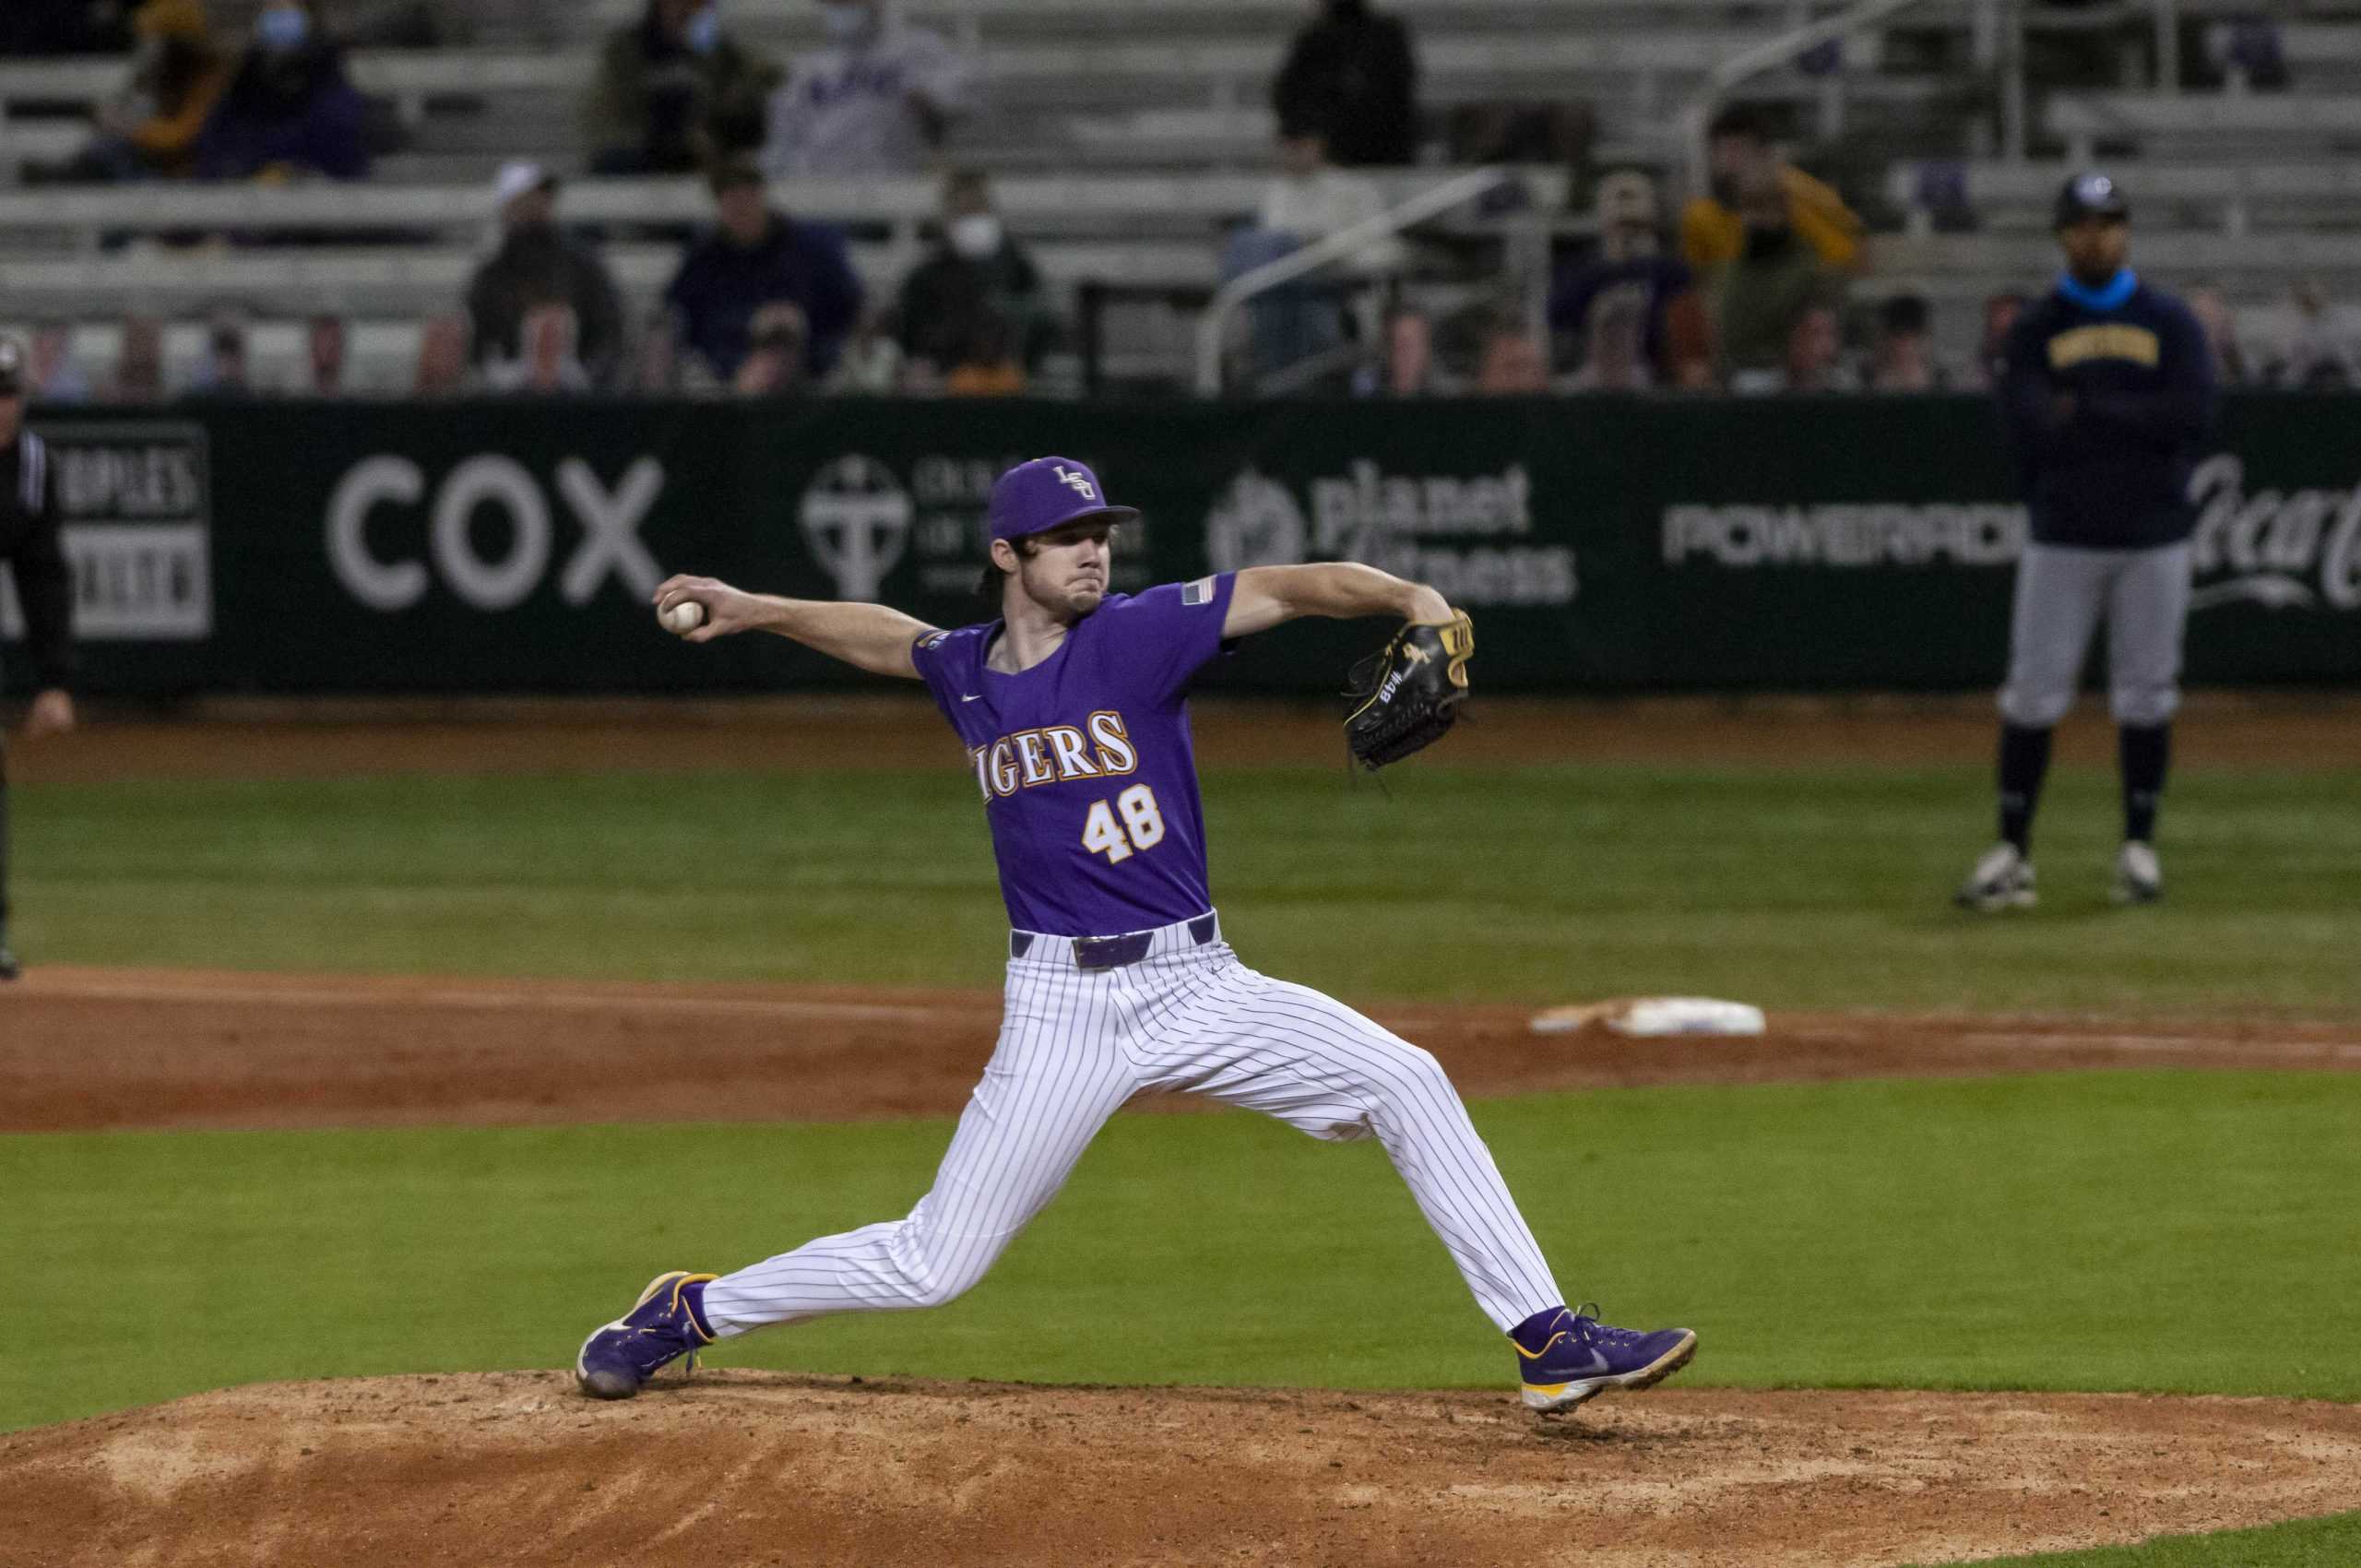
1343, 610, 1474, 771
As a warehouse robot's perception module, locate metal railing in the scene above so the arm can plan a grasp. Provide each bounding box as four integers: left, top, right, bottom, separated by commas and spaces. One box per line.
1676, 0, 1957, 195
1191, 166, 1515, 397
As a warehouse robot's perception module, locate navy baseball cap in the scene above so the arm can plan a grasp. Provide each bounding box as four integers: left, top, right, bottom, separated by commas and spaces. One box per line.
987, 456, 1139, 543
2055, 172, 2130, 227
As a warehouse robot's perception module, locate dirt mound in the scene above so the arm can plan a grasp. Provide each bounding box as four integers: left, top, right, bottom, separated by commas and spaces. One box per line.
6, 1373, 2359, 1568
5, 968, 2357, 1134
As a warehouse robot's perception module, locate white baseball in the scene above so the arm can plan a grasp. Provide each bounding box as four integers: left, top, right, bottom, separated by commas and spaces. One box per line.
661, 601, 707, 635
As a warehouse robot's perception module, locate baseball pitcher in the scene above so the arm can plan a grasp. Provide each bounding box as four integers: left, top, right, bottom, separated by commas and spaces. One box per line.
575, 456, 1696, 1415
1959, 174, 2216, 910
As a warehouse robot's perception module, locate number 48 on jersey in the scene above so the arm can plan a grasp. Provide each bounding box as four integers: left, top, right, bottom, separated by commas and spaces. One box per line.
1082, 784, 1165, 862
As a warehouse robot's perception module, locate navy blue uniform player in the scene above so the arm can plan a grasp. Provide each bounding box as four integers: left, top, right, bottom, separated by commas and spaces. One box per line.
1959, 175, 2215, 910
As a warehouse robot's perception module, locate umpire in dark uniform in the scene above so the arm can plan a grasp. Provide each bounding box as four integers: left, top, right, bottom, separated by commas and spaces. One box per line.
0, 337, 79, 979
1957, 174, 2214, 912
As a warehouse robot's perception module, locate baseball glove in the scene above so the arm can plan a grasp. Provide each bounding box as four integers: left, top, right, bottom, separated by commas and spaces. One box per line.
1342, 610, 1474, 771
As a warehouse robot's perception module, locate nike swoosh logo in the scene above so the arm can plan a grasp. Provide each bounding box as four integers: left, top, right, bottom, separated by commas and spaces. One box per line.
1513, 1331, 1566, 1361
960, 694, 984, 703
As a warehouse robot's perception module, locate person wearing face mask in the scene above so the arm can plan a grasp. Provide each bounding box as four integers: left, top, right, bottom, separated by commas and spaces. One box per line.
661, 158, 862, 384
192, 0, 370, 181
1708, 167, 1844, 391
1679, 105, 1861, 278
588, 0, 778, 175
466, 161, 628, 391
1272, 0, 1419, 167
762, 0, 975, 177
887, 169, 1056, 386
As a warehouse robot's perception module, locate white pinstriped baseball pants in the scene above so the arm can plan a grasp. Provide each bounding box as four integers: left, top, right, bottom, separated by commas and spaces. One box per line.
701, 911, 1563, 1337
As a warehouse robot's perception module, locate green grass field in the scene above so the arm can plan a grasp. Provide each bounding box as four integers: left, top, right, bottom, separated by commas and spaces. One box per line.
6, 754, 2357, 1565
11, 760, 2361, 1014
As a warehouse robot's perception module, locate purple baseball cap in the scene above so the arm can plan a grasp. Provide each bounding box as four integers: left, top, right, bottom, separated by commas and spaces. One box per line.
987, 456, 1140, 542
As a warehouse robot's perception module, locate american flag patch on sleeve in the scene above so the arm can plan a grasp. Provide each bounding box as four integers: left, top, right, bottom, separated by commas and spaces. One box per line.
1181, 576, 1216, 606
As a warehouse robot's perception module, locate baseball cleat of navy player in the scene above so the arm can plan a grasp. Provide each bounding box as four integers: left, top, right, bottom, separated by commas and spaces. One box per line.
610, 457, 1697, 1417
575, 1271, 718, 1399
1955, 842, 2038, 911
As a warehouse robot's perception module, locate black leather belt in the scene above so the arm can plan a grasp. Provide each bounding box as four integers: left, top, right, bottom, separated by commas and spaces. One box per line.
1013, 914, 1219, 969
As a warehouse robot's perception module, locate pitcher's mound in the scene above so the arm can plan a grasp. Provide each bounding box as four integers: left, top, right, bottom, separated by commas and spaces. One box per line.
6, 1372, 2360, 1567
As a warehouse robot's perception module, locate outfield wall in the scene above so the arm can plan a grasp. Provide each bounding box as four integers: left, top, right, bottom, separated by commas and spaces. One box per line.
5, 396, 2356, 696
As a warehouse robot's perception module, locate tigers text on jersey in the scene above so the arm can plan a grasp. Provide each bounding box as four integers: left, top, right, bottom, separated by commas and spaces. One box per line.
910, 573, 1236, 937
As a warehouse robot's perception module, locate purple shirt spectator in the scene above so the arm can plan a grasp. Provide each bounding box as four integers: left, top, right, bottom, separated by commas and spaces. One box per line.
195, 3, 370, 181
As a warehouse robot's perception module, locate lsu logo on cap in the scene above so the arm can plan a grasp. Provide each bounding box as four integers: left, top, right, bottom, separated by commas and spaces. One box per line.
1055, 465, 1098, 502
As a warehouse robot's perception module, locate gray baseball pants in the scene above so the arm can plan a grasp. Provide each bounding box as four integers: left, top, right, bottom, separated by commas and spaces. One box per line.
1998, 541, 2194, 729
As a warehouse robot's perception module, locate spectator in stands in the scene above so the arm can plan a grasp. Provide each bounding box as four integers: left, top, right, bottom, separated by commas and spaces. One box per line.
1272, 0, 1419, 167
1222, 125, 1405, 385
1474, 322, 1548, 395
826, 311, 907, 394
194, 0, 371, 182
28, 323, 93, 405
1382, 307, 1432, 396
1710, 170, 1844, 392
587, 0, 777, 175
511, 303, 593, 396
1549, 170, 1713, 391
306, 312, 347, 397
181, 313, 252, 398
0, 0, 134, 56
2272, 279, 2359, 390
762, 0, 973, 177
662, 157, 862, 386
112, 315, 165, 402
2185, 284, 2249, 387
413, 314, 469, 397
1564, 289, 1650, 392
1254, 125, 1404, 270
1867, 292, 1945, 391
1782, 303, 1854, 393
467, 162, 627, 391
890, 169, 1056, 387
1681, 106, 1862, 277
730, 301, 809, 396
1964, 290, 2027, 390
30, 0, 229, 184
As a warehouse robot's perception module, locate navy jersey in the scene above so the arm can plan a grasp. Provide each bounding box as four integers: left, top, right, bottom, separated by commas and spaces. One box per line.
1996, 272, 2215, 549
910, 573, 1237, 937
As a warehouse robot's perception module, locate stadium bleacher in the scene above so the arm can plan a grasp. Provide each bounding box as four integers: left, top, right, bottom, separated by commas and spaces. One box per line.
4, 0, 2361, 393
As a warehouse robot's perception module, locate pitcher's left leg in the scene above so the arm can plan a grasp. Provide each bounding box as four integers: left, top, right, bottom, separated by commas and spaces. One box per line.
1140, 963, 1693, 1409
1141, 965, 1560, 1328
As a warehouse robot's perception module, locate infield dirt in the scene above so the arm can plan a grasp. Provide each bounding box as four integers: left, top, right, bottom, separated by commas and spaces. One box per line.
6, 1371, 2360, 1568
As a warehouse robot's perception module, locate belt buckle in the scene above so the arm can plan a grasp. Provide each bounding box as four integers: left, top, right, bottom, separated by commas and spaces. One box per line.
1074, 932, 1151, 970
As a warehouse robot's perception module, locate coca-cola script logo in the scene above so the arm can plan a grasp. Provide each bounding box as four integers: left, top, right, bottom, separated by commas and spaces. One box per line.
2187, 454, 2361, 612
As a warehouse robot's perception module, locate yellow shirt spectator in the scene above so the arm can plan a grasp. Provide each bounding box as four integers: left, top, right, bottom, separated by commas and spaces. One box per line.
1681, 165, 1865, 274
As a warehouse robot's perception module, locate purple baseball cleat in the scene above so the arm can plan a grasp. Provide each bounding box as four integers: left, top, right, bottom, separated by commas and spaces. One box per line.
1510, 1303, 1696, 1414
575, 1270, 718, 1400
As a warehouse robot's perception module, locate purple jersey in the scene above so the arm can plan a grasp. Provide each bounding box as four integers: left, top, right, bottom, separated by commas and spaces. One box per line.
910, 573, 1238, 936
